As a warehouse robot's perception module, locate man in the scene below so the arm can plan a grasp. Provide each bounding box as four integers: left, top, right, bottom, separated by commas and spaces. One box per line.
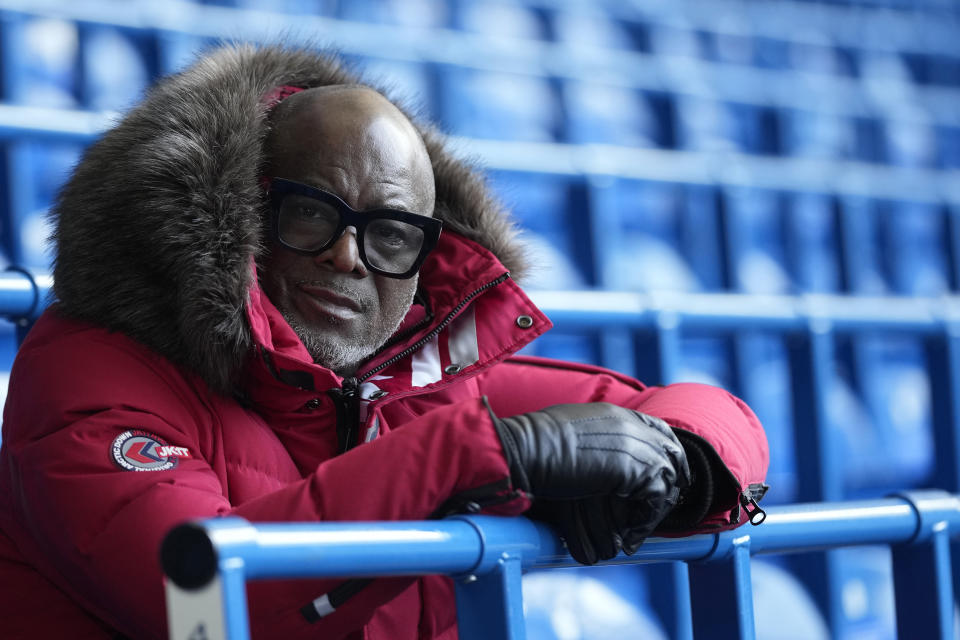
0, 45, 768, 639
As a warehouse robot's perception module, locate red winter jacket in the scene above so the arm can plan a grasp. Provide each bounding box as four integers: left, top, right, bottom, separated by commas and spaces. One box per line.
0, 233, 767, 640
0, 45, 767, 640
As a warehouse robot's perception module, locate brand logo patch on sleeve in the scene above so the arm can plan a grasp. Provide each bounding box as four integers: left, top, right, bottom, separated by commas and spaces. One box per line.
111, 430, 192, 471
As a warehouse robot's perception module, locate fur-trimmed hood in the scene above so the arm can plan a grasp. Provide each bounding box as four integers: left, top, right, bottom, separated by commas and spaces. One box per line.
50, 44, 527, 395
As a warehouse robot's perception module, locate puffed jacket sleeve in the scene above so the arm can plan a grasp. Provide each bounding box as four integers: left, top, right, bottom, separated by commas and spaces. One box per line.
476, 354, 770, 532
0, 323, 527, 640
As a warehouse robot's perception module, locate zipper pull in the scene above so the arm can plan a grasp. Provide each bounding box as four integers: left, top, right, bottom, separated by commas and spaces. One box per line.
329, 377, 360, 453
739, 492, 767, 525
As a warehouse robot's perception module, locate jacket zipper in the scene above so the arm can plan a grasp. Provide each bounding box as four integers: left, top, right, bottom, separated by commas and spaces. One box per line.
738, 491, 767, 525
357, 272, 510, 384
302, 274, 514, 619
327, 273, 511, 454
327, 377, 359, 454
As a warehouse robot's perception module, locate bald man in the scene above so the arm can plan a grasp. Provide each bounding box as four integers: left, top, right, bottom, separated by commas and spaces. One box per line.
259, 85, 436, 376
0, 46, 768, 640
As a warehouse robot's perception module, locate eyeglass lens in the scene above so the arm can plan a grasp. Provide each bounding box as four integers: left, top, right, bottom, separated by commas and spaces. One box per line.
277, 194, 425, 273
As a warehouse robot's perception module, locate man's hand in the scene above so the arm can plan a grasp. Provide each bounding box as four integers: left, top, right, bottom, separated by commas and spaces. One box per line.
490, 402, 691, 565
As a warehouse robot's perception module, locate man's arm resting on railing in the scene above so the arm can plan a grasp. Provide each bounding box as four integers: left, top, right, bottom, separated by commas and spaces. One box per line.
477, 355, 770, 534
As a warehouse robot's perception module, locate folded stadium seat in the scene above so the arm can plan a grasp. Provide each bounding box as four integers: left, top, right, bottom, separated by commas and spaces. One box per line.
847, 335, 934, 494
679, 185, 725, 291
751, 558, 830, 640
588, 178, 702, 292
561, 81, 662, 148
726, 101, 780, 156
785, 31, 846, 77
522, 566, 668, 640
3, 15, 78, 108
837, 195, 889, 295
673, 94, 742, 153
935, 124, 960, 168
549, 7, 637, 51
882, 106, 937, 169
80, 26, 152, 112
880, 199, 949, 297
14, 142, 79, 269
438, 67, 560, 142
829, 547, 896, 640
352, 57, 437, 120
487, 170, 591, 288
337, 0, 446, 27
156, 32, 219, 75
785, 192, 841, 294
779, 108, 855, 160
722, 185, 792, 295
451, 0, 546, 40
699, 16, 754, 66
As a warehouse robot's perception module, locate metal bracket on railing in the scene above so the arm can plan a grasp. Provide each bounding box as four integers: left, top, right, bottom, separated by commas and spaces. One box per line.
0, 266, 51, 342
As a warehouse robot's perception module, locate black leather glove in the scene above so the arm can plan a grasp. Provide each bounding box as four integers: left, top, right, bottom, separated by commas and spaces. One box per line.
488, 401, 691, 565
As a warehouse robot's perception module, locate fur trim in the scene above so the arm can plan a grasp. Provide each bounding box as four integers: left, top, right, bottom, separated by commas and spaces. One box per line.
50, 44, 528, 394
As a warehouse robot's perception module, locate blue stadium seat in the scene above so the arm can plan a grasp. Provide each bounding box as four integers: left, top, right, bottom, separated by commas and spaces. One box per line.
353, 58, 436, 119
936, 124, 960, 168
673, 95, 742, 153
521, 329, 598, 367
883, 107, 936, 168
562, 81, 660, 147
676, 335, 732, 389
832, 547, 896, 640
523, 566, 668, 640
11, 142, 81, 269
4, 16, 80, 108
338, 0, 446, 27
785, 192, 841, 293
452, 0, 546, 40
723, 186, 792, 294
438, 67, 560, 142
780, 109, 854, 160
880, 200, 949, 297
849, 336, 934, 493
679, 185, 725, 291
589, 179, 702, 292
487, 171, 590, 288
81, 26, 152, 112
549, 8, 636, 51
752, 559, 830, 640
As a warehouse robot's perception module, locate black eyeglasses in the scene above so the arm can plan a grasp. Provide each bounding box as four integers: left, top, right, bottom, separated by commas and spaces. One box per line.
265, 178, 442, 279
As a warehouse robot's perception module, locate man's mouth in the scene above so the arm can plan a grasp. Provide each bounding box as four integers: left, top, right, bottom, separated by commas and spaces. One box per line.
297, 284, 364, 318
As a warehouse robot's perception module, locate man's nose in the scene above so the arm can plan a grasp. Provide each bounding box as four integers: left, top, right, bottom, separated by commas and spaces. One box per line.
315, 227, 368, 275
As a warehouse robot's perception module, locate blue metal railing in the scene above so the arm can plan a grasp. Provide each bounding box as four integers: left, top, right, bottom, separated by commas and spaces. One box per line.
160, 490, 960, 640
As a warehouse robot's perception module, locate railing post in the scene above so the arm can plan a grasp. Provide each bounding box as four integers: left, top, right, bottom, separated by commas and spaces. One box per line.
646, 562, 694, 640
454, 552, 526, 640
891, 491, 959, 640
925, 328, 960, 612
689, 534, 755, 640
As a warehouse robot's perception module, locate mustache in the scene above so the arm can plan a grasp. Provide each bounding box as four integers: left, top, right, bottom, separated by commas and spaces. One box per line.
294, 278, 369, 310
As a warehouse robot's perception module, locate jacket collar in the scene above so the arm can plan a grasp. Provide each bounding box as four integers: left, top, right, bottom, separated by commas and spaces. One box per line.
244, 232, 550, 404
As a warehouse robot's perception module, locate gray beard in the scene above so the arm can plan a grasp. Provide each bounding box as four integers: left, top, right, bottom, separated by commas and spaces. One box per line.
280, 279, 417, 377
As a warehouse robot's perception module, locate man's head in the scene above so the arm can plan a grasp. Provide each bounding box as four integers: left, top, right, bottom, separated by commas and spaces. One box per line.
259, 85, 436, 376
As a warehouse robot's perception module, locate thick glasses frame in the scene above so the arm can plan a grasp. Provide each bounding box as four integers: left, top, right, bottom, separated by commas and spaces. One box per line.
266, 177, 442, 279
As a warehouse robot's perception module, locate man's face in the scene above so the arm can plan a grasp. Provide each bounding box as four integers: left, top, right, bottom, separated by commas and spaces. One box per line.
260, 87, 436, 376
